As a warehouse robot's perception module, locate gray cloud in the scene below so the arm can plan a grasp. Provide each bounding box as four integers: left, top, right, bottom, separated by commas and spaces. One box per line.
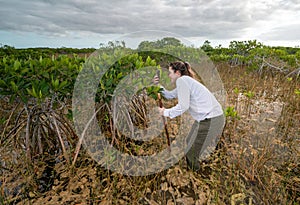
259, 23, 300, 41
0, 0, 299, 46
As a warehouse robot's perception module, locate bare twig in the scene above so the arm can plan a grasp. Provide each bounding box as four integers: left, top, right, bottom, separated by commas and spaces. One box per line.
258, 56, 289, 75
51, 111, 77, 143
157, 93, 171, 151
37, 125, 43, 154
1, 102, 20, 142
52, 114, 69, 164
72, 105, 104, 166
24, 106, 31, 161
286, 67, 300, 78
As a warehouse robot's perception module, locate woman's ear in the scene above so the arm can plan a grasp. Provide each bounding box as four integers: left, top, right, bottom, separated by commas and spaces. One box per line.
175, 70, 181, 76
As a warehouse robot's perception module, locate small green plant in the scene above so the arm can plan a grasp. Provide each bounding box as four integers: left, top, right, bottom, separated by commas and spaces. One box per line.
145, 85, 163, 100
225, 106, 240, 120
243, 90, 255, 98
233, 87, 240, 94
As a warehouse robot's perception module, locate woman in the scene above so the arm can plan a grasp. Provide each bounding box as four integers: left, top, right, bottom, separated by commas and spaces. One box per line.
156, 61, 225, 171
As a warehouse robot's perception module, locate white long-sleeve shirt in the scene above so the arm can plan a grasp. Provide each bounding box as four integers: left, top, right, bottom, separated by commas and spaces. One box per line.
162, 76, 223, 121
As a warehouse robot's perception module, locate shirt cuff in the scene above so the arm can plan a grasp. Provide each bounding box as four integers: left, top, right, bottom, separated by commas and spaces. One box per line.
163, 109, 170, 118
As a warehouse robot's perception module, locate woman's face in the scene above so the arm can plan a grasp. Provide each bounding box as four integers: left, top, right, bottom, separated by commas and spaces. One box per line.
168, 67, 181, 84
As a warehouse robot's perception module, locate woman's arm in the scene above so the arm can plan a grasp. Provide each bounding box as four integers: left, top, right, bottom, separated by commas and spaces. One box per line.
161, 87, 178, 99
163, 78, 190, 118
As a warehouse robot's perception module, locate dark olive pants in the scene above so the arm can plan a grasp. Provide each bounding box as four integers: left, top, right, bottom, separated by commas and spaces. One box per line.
186, 114, 225, 171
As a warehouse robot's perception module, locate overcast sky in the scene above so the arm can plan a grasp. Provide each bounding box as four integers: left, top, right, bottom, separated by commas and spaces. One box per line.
0, 0, 299, 48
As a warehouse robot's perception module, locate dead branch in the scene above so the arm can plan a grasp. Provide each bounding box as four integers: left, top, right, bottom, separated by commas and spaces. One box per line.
258, 56, 289, 75
72, 104, 105, 166
286, 67, 300, 78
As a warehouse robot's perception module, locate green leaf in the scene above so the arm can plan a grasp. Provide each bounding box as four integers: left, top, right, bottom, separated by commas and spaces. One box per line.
54, 79, 59, 88
42, 72, 50, 79
100, 82, 106, 90
26, 87, 35, 98
13, 60, 21, 70
10, 81, 18, 92
21, 68, 29, 74
32, 87, 38, 98
59, 80, 68, 89
40, 82, 49, 96
39, 90, 43, 98
117, 72, 123, 79
0, 79, 7, 87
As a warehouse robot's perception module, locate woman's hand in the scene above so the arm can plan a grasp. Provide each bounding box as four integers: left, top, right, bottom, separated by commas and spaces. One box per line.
152, 75, 160, 85
158, 107, 165, 116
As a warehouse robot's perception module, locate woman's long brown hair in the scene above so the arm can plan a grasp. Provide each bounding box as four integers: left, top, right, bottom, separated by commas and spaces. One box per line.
169, 61, 195, 78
